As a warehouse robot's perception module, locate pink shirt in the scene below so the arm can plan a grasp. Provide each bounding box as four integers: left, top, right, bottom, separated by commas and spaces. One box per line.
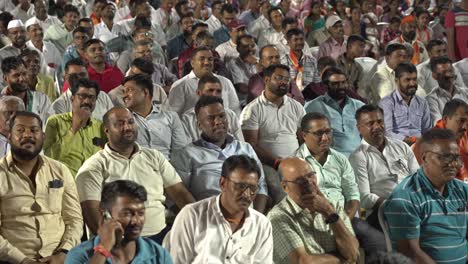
317, 36, 348, 60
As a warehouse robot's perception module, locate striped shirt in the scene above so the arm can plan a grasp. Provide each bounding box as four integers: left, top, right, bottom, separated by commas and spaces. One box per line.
445, 6, 468, 60
281, 52, 321, 88
384, 168, 468, 264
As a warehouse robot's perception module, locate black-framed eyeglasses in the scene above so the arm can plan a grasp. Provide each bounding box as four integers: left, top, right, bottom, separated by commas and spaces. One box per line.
426, 151, 462, 164
304, 128, 333, 138
225, 177, 258, 194
282, 171, 317, 185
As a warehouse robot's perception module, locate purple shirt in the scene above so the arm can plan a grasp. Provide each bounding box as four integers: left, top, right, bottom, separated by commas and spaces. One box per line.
317, 36, 348, 60
379, 90, 432, 141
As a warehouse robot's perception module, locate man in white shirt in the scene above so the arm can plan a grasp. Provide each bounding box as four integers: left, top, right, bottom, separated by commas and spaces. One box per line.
205, 0, 223, 33
215, 19, 246, 62
44, 4, 79, 54
349, 104, 419, 230
93, 1, 119, 44
167, 46, 240, 116
11, 0, 35, 23
24, 0, 61, 32
164, 155, 273, 264
247, 0, 271, 39
0, 96, 25, 159
153, 0, 178, 34
257, 7, 284, 49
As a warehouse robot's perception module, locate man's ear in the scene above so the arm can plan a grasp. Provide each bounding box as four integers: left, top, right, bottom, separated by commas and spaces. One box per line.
219, 176, 227, 191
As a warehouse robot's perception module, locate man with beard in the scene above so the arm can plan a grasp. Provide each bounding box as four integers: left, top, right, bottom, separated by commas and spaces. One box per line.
44, 78, 105, 177
85, 39, 124, 93
426, 56, 468, 122
213, 4, 237, 46
384, 129, 468, 263
0, 20, 28, 64
241, 64, 305, 204
65, 180, 173, 263
0, 111, 83, 263
171, 96, 268, 211
305, 67, 364, 157
268, 157, 359, 264
167, 46, 240, 115
317, 15, 347, 60
215, 19, 246, 62
122, 74, 186, 160
1, 56, 54, 123
0, 96, 25, 158
390, 15, 428, 65
379, 63, 432, 146
165, 155, 273, 263
295, 112, 386, 256
166, 12, 195, 60
349, 104, 419, 230
75, 106, 195, 244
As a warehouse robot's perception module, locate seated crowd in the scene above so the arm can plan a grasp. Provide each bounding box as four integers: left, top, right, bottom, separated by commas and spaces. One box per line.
0, 0, 467, 263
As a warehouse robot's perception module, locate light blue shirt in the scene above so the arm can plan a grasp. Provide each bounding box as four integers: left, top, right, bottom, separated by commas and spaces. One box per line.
170, 134, 268, 200
304, 94, 364, 157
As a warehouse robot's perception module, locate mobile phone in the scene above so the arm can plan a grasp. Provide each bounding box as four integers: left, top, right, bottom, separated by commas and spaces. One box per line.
102, 210, 123, 245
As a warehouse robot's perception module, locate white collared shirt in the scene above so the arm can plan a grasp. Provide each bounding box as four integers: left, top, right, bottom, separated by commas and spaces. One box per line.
426, 85, 468, 123
417, 59, 465, 95
166, 71, 240, 116
11, 4, 35, 23
153, 7, 179, 33
26, 40, 62, 70
25, 15, 61, 32
164, 195, 273, 264
0, 133, 9, 159
215, 40, 238, 62
93, 21, 119, 43
114, 16, 167, 46
206, 15, 222, 34
248, 15, 270, 39
348, 137, 419, 214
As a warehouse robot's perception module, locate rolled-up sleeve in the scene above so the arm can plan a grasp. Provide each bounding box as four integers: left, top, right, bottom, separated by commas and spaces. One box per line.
349, 150, 379, 209
340, 157, 360, 202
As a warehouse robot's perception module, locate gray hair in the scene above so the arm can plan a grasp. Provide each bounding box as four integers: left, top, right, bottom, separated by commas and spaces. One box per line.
0, 96, 25, 111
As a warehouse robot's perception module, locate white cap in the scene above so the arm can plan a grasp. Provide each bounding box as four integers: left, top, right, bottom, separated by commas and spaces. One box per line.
25, 17, 40, 29
325, 15, 342, 30
7, 19, 24, 30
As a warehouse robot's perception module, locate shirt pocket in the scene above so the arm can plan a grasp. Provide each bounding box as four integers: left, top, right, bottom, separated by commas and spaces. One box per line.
48, 187, 64, 213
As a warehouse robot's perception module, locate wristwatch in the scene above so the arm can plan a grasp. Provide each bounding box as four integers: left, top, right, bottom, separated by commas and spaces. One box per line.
325, 213, 340, 224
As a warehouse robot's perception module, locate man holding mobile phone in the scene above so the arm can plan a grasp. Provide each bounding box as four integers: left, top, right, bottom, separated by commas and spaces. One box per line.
65, 180, 173, 264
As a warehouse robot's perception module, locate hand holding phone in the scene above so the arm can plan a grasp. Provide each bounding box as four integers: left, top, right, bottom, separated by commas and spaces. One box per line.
97, 210, 124, 250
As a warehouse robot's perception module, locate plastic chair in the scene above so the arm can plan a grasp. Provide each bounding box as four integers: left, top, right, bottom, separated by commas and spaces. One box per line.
378, 201, 393, 252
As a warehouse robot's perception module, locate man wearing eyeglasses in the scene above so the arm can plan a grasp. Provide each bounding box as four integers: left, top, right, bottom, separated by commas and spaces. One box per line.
296, 112, 386, 256
304, 67, 364, 157
384, 128, 468, 264
44, 78, 105, 177
164, 155, 273, 264
268, 157, 359, 264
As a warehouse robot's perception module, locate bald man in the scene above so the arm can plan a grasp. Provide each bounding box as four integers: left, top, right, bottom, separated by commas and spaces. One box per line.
267, 157, 359, 264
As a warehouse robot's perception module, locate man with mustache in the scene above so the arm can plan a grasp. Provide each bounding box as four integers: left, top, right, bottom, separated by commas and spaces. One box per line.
389, 15, 428, 65
349, 104, 419, 230
268, 157, 359, 264
384, 128, 468, 264
426, 56, 468, 122
379, 62, 432, 146
65, 180, 173, 264
76, 106, 195, 244
44, 78, 105, 177
165, 155, 273, 263
0, 111, 83, 264
0, 96, 25, 158
171, 95, 268, 212
412, 99, 468, 182
317, 15, 347, 60
305, 67, 364, 157
241, 64, 305, 204
295, 112, 386, 256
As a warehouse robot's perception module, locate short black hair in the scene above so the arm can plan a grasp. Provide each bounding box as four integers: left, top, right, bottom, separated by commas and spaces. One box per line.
70, 78, 101, 96
0, 12, 13, 29
1, 56, 24, 75
385, 43, 407, 56
73, 26, 91, 37
395, 62, 417, 78
84, 38, 104, 50
63, 4, 80, 16
300, 112, 329, 131
134, 39, 152, 48
426, 39, 445, 53
236, 34, 255, 47
355, 104, 384, 121
263, 64, 290, 77
211, 0, 223, 8
94, 0, 108, 6
442, 98, 468, 118
221, 155, 261, 179
130, 58, 155, 75
347, 34, 366, 49
19, 49, 41, 60
194, 95, 224, 116
65, 58, 86, 73
122, 74, 154, 98
420, 128, 457, 151
429, 56, 452, 73
179, 11, 194, 22
175, 0, 189, 16
100, 180, 148, 210
133, 15, 152, 30
221, 3, 237, 15
78, 17, 93, 25
129, 0, 147, 9
195, 31, 214, 45
282, 17, 296, 30
9, 111, 42, 130
267, 7, 282, 20
415, 6, 429, 18
197, 74, 221, 91
285, 28, 304, 40
317, 56, 337, 72
192, 22, 208, 33
191, 46, 212, 60
390, 16, 402, 24
322, 66, 346, 84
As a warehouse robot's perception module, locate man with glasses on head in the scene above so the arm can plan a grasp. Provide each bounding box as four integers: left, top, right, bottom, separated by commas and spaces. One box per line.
44, 78, 105, 177
305, 67, 364, 157
384, 128, 468, 264
268, 157, 359, 264
165, 155, 273, 263
296, 112, 386, 256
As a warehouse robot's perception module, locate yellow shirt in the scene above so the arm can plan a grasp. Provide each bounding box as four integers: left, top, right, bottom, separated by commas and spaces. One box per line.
36, 74, 59, 102
44, 112, 105, 176
0, 154, 83, 263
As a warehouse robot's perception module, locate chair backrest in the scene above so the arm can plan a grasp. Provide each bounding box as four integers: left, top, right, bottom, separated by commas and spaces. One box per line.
378, 201, 393, 252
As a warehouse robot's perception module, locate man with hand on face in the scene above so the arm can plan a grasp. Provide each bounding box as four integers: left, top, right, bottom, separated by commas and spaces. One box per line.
390, 15, 428, 65
65, 180, 173, 264
215, 19, 246, 62
0, 112, 83, 264
384, 129, 468, 264
0, 96, 25, 158
268, 157, 359, 264
44, 78, 105, 177
379, 63, 432, 146
165, 155, 273, 263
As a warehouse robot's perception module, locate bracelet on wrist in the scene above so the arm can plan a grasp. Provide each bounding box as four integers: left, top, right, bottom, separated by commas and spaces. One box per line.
93, 243, 112, 259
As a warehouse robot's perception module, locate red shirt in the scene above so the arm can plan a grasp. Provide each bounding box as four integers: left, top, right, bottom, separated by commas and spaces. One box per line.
87, 63, 124, 93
